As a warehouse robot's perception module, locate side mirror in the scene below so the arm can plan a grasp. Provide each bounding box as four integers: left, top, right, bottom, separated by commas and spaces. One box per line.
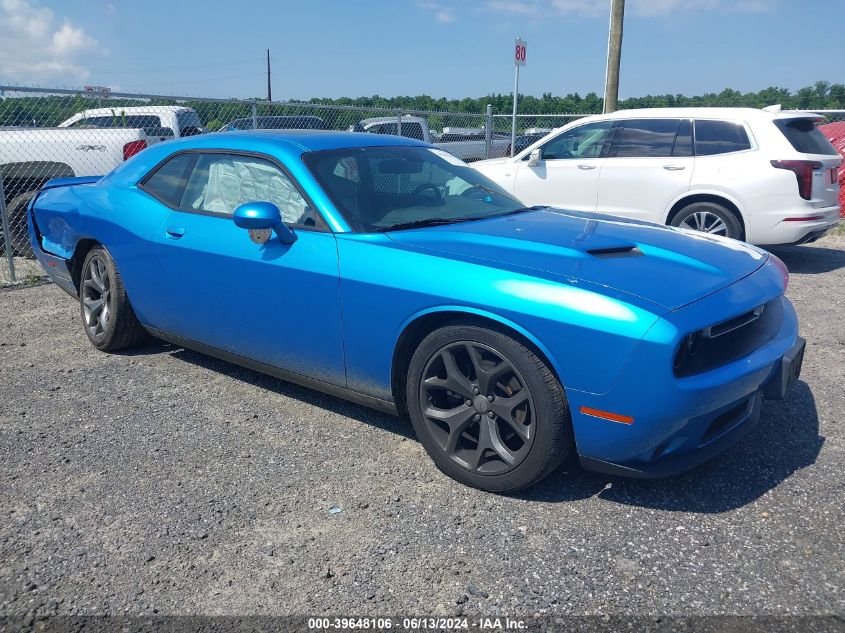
527, 148, 542, 167
233, 201, 297, 244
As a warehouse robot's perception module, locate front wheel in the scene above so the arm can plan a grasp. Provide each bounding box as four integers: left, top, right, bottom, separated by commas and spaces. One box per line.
670, 201, 743, 240
406, 322, 572, 492
79, 246, 146, 351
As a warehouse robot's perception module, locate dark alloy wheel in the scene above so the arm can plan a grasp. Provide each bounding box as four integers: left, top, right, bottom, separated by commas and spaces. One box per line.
419, 341, 536, 475
406, 322, 572, 492
79, 246, 146, 351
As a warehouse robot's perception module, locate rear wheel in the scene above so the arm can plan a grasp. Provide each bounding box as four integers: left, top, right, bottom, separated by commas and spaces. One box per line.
406, 322, 572, 492
6, 191, 37, 257
670, 201, 743, 240
79, 247, 145, 351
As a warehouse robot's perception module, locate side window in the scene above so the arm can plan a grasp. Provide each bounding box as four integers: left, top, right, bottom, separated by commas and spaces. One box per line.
539, 121, 614, 160
401, 123, 426, 141
178, 153, 319, 226
367, 123, 398, 136
694, 120, 752, 156
141, 154, 196, 207
612, 119, 681, 158
673, 119, 693, 157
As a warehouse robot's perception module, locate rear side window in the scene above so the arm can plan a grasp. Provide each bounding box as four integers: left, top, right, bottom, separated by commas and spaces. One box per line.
141, 153, 195, 207
694, 120, 751, 156
366, 122, 426, 141
75, 115, 162, 129
774, 119, 838, 155
612, 119, 688, 158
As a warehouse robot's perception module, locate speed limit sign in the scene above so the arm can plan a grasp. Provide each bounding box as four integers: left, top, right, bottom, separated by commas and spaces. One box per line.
514, 38, 527, 66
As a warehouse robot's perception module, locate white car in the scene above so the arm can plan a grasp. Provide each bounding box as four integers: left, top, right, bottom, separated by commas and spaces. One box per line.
472, 107, 841, 246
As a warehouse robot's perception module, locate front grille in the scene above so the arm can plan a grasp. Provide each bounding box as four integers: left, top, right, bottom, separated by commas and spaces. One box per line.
674, 298, 783, 377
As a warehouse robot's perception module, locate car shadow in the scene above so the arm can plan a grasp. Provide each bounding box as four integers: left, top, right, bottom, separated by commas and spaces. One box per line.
520, 380, 824, 513
768, 244, 845, 274
132, 341, 415, 440
122, 342, 823, 512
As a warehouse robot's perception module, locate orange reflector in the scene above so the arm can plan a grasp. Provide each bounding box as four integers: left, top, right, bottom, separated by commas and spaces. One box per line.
579, 406, 634, 425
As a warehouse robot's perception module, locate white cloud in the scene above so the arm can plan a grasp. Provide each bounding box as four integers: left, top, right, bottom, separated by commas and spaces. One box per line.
0, 0, 105, 83
417, 0, 457, 23
485, 0, 774, 18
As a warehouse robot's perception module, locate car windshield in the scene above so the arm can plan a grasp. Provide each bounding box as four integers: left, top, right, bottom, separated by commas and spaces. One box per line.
303, 145, 528, 232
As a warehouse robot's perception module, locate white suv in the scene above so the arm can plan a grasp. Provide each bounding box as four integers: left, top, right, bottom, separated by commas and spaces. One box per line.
472, 107, 841, 245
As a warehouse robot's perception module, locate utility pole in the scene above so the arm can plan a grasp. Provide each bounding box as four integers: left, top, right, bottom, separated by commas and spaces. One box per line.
266, 49, 272, 102
602, 0, 625, 113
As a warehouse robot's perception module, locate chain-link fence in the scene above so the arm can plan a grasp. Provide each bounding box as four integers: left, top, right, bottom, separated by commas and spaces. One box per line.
2, 84, 844, 285
1, 85, 591, 283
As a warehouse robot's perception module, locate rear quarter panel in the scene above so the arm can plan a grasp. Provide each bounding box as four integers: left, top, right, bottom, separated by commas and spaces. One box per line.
32, 183, 169, 325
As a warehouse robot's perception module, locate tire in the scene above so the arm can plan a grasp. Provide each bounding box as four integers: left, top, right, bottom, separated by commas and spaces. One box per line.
669, 201, 743, 240
6, 190, 37, 258
79, 246, 145, 351
406, 322, 572, 492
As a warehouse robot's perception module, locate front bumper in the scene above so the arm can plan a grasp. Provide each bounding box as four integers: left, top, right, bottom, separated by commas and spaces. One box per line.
567, 260, 802, 479
578, 335, 805, 478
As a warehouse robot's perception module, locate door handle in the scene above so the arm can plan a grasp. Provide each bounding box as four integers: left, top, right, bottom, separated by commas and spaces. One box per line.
578, 164, 597, 170
663, 164, 686, 171
165, 226, 186, 239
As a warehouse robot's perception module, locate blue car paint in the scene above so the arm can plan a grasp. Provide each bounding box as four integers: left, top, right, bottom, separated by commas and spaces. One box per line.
28, 131, 802, 478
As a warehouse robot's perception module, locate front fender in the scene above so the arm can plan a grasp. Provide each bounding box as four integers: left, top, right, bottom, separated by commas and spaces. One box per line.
338, 234, 665, 401
394, 304, 565, 381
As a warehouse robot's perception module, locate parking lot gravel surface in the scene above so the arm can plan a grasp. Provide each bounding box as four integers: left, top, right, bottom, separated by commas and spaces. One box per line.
0, 236, 843, 619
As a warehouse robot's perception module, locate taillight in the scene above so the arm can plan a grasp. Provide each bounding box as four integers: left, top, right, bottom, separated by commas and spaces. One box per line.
123, 140, 147, 161
769, 253, 789, 290
771, 160, 822, 200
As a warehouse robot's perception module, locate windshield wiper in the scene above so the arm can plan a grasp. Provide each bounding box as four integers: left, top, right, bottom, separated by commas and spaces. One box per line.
374, 217, 467, 232
495, 205, 549, 217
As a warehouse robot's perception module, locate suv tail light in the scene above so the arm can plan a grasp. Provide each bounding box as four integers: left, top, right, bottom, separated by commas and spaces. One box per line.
770, 160, 822, 200
123, 140, 147, 161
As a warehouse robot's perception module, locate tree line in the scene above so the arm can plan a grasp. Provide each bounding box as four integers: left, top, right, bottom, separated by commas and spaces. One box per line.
1, 81, 843, 131
305, 81, 845, 114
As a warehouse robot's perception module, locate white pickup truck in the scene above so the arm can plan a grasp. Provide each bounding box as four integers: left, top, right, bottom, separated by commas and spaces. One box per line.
58, 105, 205, 141
353, 116, 510, 162
0, 126, 153, 255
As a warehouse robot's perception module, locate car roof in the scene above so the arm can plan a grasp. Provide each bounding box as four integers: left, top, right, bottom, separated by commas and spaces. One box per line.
217, 129, 430, 151
74, 105, 192, 116
578, 106, 822, 122
358, 116, 426, 126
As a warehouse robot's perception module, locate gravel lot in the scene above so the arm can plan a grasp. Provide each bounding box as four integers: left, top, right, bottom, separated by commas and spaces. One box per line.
0, 235, 843, 621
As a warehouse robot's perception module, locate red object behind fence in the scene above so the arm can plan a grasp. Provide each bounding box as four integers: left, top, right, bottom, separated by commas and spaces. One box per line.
818, 122, 845, 218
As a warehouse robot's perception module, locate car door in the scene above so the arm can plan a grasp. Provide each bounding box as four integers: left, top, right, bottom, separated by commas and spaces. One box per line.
511, 120, 614, 211
595, 118, 694, 222
139, 150, 346, 387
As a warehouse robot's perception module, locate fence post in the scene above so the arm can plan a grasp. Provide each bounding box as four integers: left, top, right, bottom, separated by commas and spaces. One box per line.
0, 172, 16, 284
251, 101, 258, 130
485, 104, 493, 159
397, 108, 403, 138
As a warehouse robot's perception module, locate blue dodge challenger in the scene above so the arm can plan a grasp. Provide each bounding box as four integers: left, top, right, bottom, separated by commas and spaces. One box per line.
27, 131, 804, 492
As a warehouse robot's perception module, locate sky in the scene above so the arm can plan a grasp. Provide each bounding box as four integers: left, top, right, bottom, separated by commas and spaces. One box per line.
0, 0, 841, 101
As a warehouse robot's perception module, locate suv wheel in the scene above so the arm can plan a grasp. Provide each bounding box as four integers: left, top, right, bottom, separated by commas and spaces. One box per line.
670, 201, 743, 240
406, 322, 572, 492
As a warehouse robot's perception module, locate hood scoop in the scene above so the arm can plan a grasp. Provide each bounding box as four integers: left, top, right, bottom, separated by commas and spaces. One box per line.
585, 245, 643, 259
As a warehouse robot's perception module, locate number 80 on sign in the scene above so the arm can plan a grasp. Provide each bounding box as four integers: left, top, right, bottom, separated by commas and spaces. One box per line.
514, 39, 527, 66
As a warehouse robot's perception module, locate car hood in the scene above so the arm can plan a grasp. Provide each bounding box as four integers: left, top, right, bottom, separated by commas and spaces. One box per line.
472, 157, 511, 168
386, 208, 768, 311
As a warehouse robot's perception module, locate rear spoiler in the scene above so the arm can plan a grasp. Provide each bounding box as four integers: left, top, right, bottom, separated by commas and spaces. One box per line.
41, 175, 103, 191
